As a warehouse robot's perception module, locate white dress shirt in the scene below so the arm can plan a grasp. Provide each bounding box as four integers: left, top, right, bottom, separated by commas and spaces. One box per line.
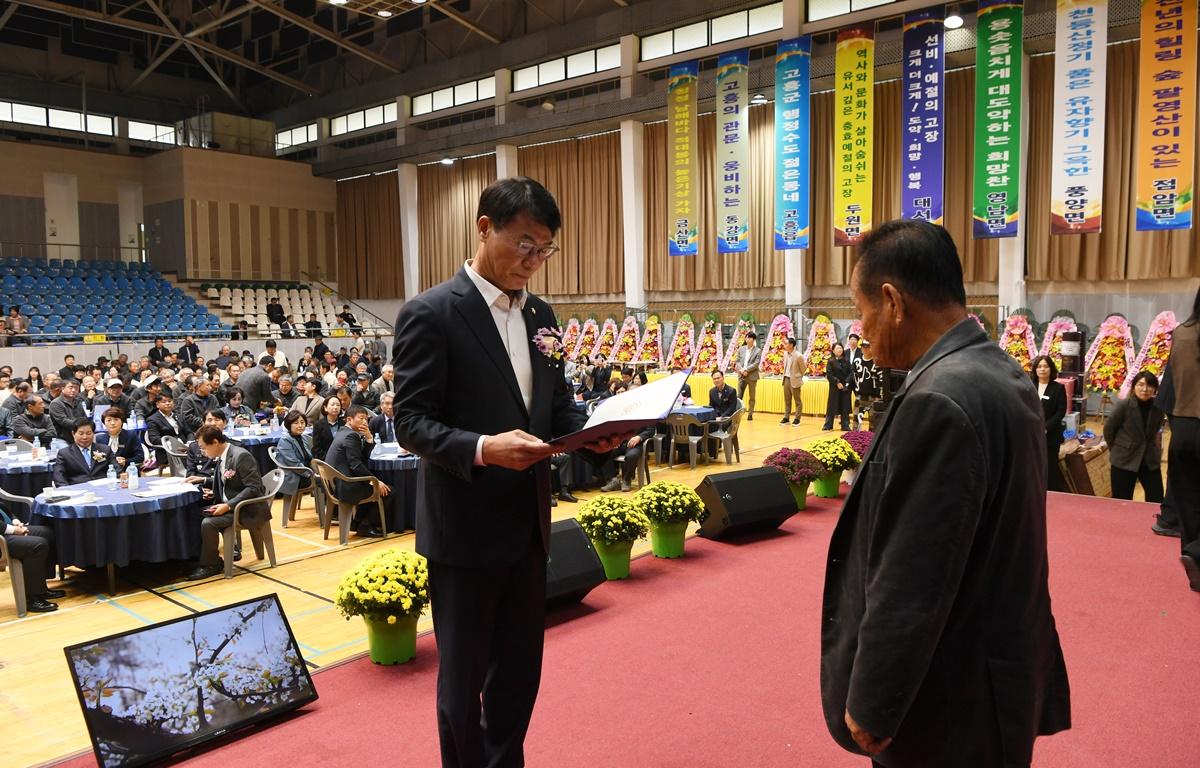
464, 260, 534, 466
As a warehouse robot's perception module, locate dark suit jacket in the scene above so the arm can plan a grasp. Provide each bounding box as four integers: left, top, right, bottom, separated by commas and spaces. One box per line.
146, 410, 187, 445
1038, 379, 1068, 446
1103, 395, 1165, 471
95, 430, 145, 468
708, 384, 739, 419
369, 413, 398, 443
392, 266, 587, 569
53, 443, 115, 486
178, 343, 200, 365
148, 346, 170, 366
826, 355, 852, 389
312, 417, 345, 462
326, 428, 374, 506
821, 318, 1070, 767
215, 444, 270, 526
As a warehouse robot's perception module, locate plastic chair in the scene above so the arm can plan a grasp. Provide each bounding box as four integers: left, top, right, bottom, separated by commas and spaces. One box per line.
311, 458, 388, 546
161, 435, 189, 477
706, 408, 745, 465
666, 412, 710, 470
0, 489, 35, 617
221, 468, 283, 578
269, 446, 322, 528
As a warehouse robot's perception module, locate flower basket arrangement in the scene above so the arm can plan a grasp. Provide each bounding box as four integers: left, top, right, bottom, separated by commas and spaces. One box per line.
334, 549, 430, 665
614, 316, 641, 364
763, 447, 825, 510
722, 317, 756, 373
1084, 314, 1136, 394
1040, 314, 1078, 372
1119, 311, 1176, 397
849, 319, 863, 339
759, 314, 794, 376
667, 314, 697, 371
807, 437, 861, 498
594, 318, 619, 360
693, 316, 724, 374
635, 314, 665, 368
632, 481, 707, 558
999, 314, 1038, 372
573, 318, 599, 361
562, 318, 582, 361
577, 495, 650, 579
805, 315, 838, 377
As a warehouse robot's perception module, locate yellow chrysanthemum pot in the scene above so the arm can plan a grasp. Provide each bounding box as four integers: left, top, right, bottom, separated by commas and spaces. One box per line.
364, 613, 419, 665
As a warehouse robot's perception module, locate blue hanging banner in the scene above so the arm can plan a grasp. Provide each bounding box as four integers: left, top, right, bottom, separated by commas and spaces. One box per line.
774, 36, 811, 250
900, 9, 945, 224
716, 49, 751, 253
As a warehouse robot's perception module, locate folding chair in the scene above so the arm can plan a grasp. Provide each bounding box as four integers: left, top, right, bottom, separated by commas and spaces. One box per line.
269, 446, 322, 528
311, 459, 388, 546
222, 468, 283, 578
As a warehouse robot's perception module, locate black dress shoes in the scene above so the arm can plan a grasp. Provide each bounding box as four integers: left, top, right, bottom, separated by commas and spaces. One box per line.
1152, 521, 1182, 538
558, 490, 579, 503
357, 527, 385, 538
27, 599, 58, 613
1181, 555, 1200, 592
184, 565, 223, 581
44, 588, 67, 599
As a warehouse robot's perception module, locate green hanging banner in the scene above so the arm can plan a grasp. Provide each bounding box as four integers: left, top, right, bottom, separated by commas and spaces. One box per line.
972, 0, 1024, 239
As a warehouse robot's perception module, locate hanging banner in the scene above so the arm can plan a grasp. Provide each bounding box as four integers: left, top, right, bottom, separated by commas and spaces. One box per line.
716, 50, 750, 253
834, 27, 874, 246
973, 0, 1024, 239
901, 10, 945, 224
1135, 0, 1197, 231
775, 36, 811, 250
668, 61, 699, 255
1050, 0, 1108, 234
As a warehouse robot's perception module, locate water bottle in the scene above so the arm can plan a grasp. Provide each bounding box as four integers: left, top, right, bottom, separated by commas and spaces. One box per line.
107, 462, 118, 487
270, 413, 280, 431
128, 463, 139, 490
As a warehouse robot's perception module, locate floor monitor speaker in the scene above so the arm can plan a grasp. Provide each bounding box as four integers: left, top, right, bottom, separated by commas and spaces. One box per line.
545, 518, 606, 605
695, 467, 798, 540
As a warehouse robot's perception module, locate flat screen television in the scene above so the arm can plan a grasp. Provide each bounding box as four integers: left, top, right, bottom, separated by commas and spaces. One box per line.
64, 593, 318, 767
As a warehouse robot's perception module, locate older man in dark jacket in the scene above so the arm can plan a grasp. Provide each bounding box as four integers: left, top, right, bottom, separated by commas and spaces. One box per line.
185, 425, 268, 580
821, 220, 1070, 768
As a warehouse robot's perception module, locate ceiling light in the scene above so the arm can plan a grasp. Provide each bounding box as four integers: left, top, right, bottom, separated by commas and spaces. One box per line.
440, 156, 455, 165
329, 0, 347, 5
944, 13, 964, 29
411, 0, 427, 4
377, 9, 392, 16
541, 98, 555, 111
750, 93, 768, 106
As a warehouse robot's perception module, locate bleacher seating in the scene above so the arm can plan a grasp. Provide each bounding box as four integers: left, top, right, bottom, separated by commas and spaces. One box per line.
0, 257, 230, 342
198, 280, 377, 338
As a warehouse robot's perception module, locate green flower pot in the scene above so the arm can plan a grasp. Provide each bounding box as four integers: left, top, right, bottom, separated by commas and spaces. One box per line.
364, 614, 418, 665
649, 520, 688, 558
788, 480, 810, 510
592, 538, 635, 579
813, 470, 843, 499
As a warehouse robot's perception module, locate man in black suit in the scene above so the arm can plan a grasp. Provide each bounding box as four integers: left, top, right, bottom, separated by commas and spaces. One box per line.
280, 314, 298, 338
312, 334, 331, 361
266, 297, 286, 325
53, 419, 115, 486
148, 338, 170, 367
327, 405, 388, 537
306, 315, 324, 339
2, 512, 64, 612
178, 335, 201, 366
59, 354, 77, 382
392, 177, 620, 768
146, 392, 185, 464
821, 220, 1070, 767
368, 392, 398, 443
708, 369, 738, 419
185, 425, 268, 580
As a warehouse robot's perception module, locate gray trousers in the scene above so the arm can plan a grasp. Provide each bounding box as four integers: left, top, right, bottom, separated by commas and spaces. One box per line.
199, 514, 243, 565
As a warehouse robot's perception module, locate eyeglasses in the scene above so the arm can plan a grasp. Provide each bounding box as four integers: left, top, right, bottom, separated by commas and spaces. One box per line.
494, 228, 559, 262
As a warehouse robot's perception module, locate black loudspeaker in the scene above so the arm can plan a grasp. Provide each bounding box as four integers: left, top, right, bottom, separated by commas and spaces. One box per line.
695, 467, 798, 540
545, 518, 606, 605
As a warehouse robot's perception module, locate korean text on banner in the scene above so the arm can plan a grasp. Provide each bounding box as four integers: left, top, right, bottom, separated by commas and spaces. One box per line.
834, 27, 874, 247
1050, 0, 1108, 235
668, 62, 700, 256
901, 10, 945, 224
973, 0, 1024, 239
716, 50, 750, 254
775, 37, 811, 250
1135, 0, 1197, 231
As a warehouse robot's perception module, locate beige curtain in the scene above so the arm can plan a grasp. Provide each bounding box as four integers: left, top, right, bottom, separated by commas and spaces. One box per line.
335, 174, 405, 300
417, 155, 497, 291
520, 132, 624, 295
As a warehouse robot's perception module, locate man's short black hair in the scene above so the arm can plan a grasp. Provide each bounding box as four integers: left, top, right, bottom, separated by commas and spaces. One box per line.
260, 355, 275, 367
477, 177, 562, 235
345, 405, 370, 421
746, 332, 757, 340
206, 408, 228, 423
71, 417, 94, 433
855, 220, 966, 308
848, 333, 860, 341
196, 425, 228, 444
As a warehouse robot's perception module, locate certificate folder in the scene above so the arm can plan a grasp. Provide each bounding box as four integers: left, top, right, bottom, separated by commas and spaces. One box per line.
550, 371, 690, 453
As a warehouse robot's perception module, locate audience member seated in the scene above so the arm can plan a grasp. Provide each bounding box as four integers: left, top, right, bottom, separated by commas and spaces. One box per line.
290, 377, 326, 424
184, 410, 236, 476
53, 418, 115, 486
183, 425, 269, 581
132, 376, 162, 419
306, 315, 323, 339
4, 306, 29, 346
326, 405, 388, 538
1, 513, 63, 613
178, 377, 219, 437
0, 406, 11, 438
599, 425, 657, 493
369, 393, 398, 443
275, 412, 314, 496
259, 340, 288, 371
337, 304, 362, 334
212, 345, 236, 370
548, 454, 581, 504
274, 376, 298, 408
95, 379, 133, 416
148, 338, 171, 366
371, 364, 396, 396
3, 382, 31, 415
178, 335, 200, 366
222, 390, 258, 427
95, 407, 145, 472
351, 374, 380, 411
280, 315, 298, 338
232, 320, 250, 341
709, 370, 739, 419
146, 392, 185, 464
49, 380, 86, 442
312, 395, 345, 461
13, 396, 55, 447
266, 297, 286, 325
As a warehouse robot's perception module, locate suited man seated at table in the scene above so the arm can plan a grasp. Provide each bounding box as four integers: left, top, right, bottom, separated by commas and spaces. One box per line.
94, 407, 145, 473
2, 511, 65, 613
53, 418, 115, 486
13, 396, 56, 448
599, 424, 657, 493
368, 392, 399, 443
184, 410, 239, 477
184, 425, 270, 581
326, 405, 389, 538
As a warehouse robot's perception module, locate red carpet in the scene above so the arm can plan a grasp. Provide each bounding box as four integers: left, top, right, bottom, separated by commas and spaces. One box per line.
60, 492, 1198, 767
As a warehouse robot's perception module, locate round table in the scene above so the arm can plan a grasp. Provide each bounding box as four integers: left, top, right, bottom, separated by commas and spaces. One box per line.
0, 454, 53, 498
32, 479, 204, 593
230, 427, 287, 474
368, 448, 420, 533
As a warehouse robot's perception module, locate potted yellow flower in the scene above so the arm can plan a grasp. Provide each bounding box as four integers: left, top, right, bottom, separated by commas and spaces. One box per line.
632, 481, 708, 558
335, 548, 430, 665
806, 437, 861, 498
577, 496, 650, 579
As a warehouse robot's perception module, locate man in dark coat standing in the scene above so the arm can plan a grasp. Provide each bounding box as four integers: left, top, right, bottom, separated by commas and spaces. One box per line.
392, 177, 621, 768
821, 220, 1071, 768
